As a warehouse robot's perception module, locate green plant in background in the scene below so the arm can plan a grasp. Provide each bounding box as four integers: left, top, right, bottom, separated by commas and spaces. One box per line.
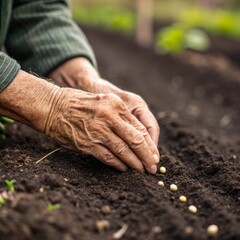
47, 204, 61, 211
179, 8, 240, 39
5, 179, 16, 193
72, 5, 136, 34
0, 116, 14, 142
156, 24, 210, 54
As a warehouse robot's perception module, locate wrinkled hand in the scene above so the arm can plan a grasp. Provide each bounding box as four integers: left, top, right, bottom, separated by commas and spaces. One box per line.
118, 91, 160, 147
45, 88, 159, 173
48, 57, 160, 149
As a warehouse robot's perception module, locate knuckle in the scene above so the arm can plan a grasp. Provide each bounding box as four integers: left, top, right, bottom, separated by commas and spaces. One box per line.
102, 151, 116, 164
130, 133, 145, 148
115, 143, 129, 156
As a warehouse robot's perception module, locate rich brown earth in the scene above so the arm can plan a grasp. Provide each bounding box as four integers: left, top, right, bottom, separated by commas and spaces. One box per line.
0, 26, 240, 240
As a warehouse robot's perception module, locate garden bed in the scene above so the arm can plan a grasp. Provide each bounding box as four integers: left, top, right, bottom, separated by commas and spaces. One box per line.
0, 26, 240, 240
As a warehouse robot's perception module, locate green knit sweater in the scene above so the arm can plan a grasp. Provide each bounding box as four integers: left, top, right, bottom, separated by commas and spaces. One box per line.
0, 0, 96, 92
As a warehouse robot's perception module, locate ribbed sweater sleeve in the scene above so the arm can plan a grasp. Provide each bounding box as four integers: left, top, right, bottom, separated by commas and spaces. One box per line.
0, 52, 20, 92
5, 0, 97, 76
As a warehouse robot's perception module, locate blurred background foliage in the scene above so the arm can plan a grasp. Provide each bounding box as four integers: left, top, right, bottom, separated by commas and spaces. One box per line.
71, 0, 240, 53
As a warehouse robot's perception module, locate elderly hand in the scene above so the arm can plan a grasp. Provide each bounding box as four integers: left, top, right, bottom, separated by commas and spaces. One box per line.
0, 70, 158, 173
45, 88, 159, 173
48, 57, 160, 150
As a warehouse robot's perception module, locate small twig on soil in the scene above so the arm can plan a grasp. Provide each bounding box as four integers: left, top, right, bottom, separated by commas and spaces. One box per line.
113, 224, 128, 239
36, 147, 62, 164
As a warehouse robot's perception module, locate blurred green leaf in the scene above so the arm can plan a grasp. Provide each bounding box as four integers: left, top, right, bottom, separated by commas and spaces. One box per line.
185, 29, 210, 51
156, 25, 185, 53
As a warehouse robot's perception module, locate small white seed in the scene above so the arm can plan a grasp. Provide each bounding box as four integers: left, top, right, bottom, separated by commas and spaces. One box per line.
159, 167, 166, 174
158, 181, 164, 187
170, 184, 178, 192
188, 205, 197, 214
207, 225, 219, 236
179, 195, 187, 203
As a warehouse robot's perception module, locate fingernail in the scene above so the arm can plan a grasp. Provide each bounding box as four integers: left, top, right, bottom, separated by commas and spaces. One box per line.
154, 154, 159, 164
149, 165, 157, 174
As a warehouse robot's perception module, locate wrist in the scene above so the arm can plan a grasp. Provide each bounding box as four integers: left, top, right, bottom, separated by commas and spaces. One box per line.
0, 70, 60, 132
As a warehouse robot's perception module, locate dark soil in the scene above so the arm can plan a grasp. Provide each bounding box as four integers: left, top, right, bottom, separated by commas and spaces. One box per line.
0, 26, 240, 240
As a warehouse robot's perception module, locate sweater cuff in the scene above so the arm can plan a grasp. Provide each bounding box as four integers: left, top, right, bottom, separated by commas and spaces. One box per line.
0, 52, 20, 92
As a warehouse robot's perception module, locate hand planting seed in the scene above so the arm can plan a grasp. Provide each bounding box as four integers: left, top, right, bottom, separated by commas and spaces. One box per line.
5, 179, 16, 193
159, 166, 166, 174
207, 225, 219, 237
188, 205, 197, 214
158, 181, 164, 187
179, 195, 187, 203
170, 184, 178, 192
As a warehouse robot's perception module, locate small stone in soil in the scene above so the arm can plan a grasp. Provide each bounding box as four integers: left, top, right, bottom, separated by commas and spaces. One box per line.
151, 226, 162, 234
101, 205, 111, 214
96, 220, 110, 232
185, 226, 193, 234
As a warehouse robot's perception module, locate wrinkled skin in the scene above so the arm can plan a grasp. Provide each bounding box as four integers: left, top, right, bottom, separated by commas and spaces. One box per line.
45, 88, 159, 173
48, 57, 160, 148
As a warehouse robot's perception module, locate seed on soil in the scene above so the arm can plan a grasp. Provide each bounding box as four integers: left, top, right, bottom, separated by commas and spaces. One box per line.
96, 220, 110, 232
207, 225, 219, 237
188, 205, 197, 214
170, 184, 178, 192
158, 181, 164, 187
159, 167, 166, 174
101, 205, 111, 214
39, 187, 44, 193
179, 195, 187, 203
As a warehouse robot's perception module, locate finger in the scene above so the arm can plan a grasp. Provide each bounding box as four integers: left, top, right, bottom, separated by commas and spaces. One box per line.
112, 118, 157, 174
103, 132, 145, 173
122, 111, 160, 160
133, 108, 160, 147
91, 145, 128, 172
